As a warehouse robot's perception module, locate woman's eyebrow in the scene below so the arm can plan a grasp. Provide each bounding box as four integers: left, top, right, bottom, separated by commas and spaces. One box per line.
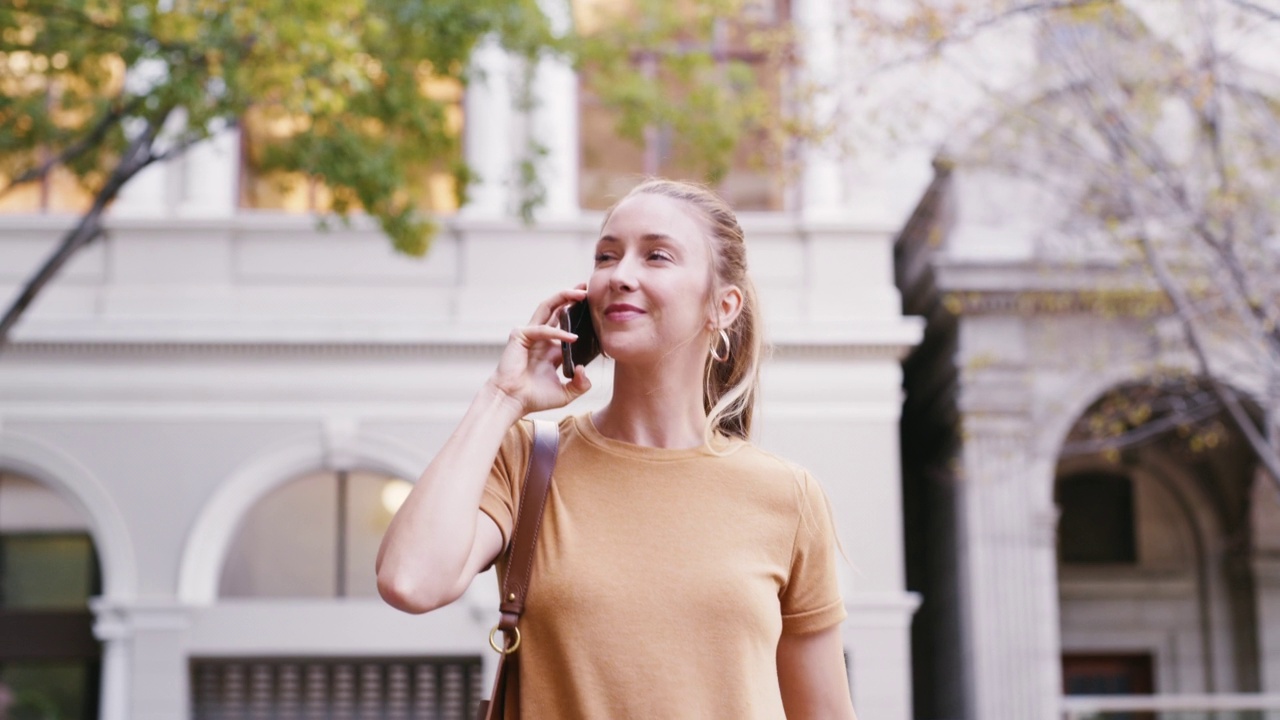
596, 233, 675, 244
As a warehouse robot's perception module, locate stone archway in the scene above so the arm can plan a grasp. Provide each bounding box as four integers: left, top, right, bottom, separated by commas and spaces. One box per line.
0, 433, 137, 600
0, 431, 137, 720
1053, 379, 1265, 695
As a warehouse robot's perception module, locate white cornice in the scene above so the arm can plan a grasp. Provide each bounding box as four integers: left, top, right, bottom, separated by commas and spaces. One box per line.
0, 208, 903, 238
4, 318, 923, 358
932, 258, 1157, 294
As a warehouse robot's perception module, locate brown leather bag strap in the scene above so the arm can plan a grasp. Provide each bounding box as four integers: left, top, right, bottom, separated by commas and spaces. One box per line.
496, 418, 559, 630
478, 419, 558, 720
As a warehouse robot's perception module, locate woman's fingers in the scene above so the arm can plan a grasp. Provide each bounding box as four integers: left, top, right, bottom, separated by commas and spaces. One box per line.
528, 287, 588, 326
515, 324, 577, 346
489, 286, 592, 414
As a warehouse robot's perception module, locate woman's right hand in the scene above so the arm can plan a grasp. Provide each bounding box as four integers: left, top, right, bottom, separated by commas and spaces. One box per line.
486, 286, 593, 415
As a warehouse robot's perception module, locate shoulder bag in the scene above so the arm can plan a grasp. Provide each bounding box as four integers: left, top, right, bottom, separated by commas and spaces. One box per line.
476, 418, 559, 720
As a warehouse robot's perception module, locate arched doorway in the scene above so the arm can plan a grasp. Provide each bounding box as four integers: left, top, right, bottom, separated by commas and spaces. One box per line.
0, 472, 102, 720
1055, 379, 1263, 695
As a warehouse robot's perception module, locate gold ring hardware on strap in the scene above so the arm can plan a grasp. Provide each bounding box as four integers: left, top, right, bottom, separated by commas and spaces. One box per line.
489, 625, 521, 655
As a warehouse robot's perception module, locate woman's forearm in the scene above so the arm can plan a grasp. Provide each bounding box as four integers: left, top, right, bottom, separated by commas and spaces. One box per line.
375, 382, 523, 613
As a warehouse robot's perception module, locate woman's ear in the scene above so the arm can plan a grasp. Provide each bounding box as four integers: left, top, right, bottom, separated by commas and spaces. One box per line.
710, 285, 744, 331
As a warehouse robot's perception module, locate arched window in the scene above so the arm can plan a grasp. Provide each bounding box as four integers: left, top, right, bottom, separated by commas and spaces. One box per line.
219, 469, 413, 598
1055, 471, 1137, 564
0, 472, 102, 720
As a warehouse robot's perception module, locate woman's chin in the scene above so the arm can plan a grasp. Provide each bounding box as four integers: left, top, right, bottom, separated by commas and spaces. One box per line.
597, 340, 655, 367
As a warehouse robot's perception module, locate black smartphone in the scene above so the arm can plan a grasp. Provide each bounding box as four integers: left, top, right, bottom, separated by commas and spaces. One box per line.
559, 299, 600, 379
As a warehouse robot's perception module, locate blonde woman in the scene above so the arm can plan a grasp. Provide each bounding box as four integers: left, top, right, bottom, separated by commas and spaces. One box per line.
377, 179, 857, 719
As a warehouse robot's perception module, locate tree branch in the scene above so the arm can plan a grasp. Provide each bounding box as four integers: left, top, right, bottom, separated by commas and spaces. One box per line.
0, 95, 146, 201
148, 129, 216, 165
17, 0, 192, 55
1059, 393, 1223, 457
864, 0, 1116, 75
1053, 34, 1280, 360
1226, 0, 1280, 23
0, 114, 166, 350
1103, 140, 1280, 487
1049, 35, 1280, 485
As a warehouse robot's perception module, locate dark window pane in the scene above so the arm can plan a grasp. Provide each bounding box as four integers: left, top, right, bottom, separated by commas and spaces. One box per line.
1056, 472, 1137, 564
1062, 654, 1153, 720
0, 660, 100, 720
0, 535, 99, 610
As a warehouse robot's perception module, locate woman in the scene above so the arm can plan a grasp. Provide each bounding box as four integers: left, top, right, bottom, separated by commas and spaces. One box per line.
376, 179, 857, 719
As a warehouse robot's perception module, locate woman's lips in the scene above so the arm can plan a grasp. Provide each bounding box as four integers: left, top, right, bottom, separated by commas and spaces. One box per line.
603, 303, 645, 321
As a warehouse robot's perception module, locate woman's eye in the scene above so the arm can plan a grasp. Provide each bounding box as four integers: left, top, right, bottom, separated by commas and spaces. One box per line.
593, 252, 615, 263
648, 250, 673, 262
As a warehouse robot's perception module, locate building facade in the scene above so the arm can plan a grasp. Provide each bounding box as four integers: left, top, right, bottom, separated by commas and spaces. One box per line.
898, 165, 1280, 720
0, 1, 926, 718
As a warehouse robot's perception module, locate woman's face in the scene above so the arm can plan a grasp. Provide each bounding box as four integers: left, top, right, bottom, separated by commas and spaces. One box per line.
587, 193, 718, 368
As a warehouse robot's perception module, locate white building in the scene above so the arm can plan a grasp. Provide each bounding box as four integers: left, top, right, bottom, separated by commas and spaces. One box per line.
0, 2, 925, 718
898, 163, 1280, 720
17, 3, 1278, 719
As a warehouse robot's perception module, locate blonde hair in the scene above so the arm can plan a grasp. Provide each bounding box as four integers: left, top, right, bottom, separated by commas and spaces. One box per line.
602, 178, 764, 443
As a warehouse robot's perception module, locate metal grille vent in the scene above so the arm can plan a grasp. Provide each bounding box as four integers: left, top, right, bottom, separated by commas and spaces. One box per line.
190, 657, 484, 720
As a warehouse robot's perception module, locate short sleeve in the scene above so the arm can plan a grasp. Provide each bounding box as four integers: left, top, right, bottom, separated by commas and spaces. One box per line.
779, 470, 847, 634
477, 420, 533, 553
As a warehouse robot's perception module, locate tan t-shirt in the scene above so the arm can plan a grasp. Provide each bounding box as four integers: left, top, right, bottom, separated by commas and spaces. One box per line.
479, 414, 846, 720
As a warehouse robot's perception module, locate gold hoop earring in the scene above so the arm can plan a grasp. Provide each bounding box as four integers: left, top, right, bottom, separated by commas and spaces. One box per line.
710, 329, 731, 362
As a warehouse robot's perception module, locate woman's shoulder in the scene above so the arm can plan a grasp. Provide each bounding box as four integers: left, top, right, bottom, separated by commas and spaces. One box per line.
717, 441, 817, 490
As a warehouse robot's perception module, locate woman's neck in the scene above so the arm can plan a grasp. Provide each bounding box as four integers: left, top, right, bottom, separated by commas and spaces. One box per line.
594, 358, 709, 449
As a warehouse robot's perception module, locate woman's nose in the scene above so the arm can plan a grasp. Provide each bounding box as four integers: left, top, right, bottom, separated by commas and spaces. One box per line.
607, 257, 639, 292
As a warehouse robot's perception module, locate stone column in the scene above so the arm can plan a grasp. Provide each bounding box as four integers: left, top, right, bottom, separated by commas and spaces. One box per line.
1252, 468, 1280, 692
461, 37, 514, 218
90, 599, 131, 720
176, 123, 239, 218
528, 0, 579, 219
1256, 558, 1280, 692
791, 0, 845, 219
845, 592, 920, 720
113, 165, 169, 216
958, 414, 1063, 720
91, 599, 193, 720
130, 603, 193, 720
759, 345, 921, 720
112, 60, 171, 218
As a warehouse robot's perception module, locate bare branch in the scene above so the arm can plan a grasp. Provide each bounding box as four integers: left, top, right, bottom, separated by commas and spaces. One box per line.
1105, 141, 1280, 486
1060, 394, 1223, 456
148, 130, 216, 165
1048, 30, 1280, 360
864, 0, 1116, 75
1226, 0, 1280, 22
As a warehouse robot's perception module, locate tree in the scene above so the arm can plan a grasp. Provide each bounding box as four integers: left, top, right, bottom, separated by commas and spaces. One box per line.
847, 0, 1280, 486
0, 0, 788, 346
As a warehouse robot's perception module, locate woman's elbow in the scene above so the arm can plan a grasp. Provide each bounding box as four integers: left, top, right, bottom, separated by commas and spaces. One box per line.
376, 568, 459, 615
